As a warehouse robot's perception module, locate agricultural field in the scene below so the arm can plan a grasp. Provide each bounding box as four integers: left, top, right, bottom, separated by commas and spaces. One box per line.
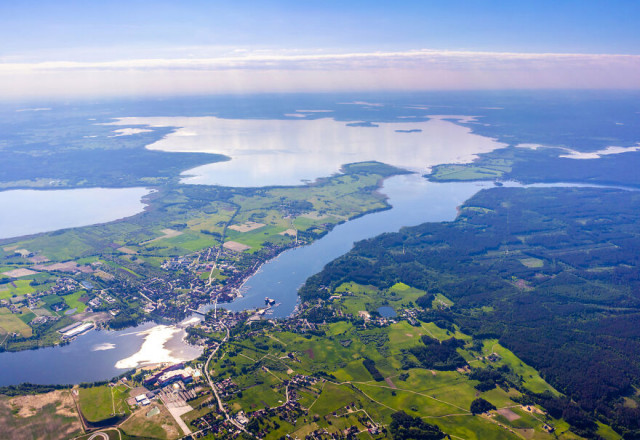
198, 305, 581, 439
62, 290, 88, 313
0, 307, 33, 337
0, 279, 36, 299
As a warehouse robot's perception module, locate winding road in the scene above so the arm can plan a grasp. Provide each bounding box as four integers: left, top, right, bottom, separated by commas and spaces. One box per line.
202, 324, 253, 436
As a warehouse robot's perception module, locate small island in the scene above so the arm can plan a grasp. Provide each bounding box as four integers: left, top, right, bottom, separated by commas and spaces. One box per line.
394, 128, 422, 133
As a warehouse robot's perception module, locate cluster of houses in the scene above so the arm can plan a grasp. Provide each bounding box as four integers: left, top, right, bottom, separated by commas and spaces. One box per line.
213, 377, 237, 398
200, 309, 248, 333
50, 277, 80, 294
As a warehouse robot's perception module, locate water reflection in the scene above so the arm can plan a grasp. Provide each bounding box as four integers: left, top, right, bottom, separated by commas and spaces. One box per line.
109, 116, 507, 187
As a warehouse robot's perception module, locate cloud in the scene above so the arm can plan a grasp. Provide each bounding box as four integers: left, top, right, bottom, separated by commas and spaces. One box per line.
1, 49, 639, 98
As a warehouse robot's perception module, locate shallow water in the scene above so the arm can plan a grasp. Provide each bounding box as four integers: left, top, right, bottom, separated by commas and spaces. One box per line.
0, 320, 202, 386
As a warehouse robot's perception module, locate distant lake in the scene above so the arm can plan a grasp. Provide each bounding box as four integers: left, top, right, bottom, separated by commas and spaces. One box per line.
108, 115, 507, 187
0, 187, 150, 240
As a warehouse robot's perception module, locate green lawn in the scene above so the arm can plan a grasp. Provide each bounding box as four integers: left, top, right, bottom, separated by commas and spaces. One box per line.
0, 280, 36, 299
62, 290, 88, 313
0, 307, 33, 337
78, 386, 117, 422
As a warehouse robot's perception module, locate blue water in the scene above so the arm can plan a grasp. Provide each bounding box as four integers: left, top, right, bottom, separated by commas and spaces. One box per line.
0, 321, 201, 386
222, 174, 492, 317
377, 306, 397, 318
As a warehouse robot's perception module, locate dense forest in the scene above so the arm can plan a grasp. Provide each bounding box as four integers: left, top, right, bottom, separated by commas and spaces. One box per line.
300, 186, 640, 437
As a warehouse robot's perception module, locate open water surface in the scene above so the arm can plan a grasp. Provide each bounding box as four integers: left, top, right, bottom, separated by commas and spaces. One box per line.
0, 320, 201, 386
0, 187, 150, 240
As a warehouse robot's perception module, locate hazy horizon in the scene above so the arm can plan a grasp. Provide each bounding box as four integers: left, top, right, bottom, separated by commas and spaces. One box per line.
2, 1, 639, 99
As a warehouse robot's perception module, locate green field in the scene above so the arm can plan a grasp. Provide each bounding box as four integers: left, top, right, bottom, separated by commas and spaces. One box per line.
428, 164, 507, 181
78, 385, 129, 422
62, 290, 88, 313
0, 307, 33, 337
198, 309, 581, 439
520, 257, 544, 268
0, 280, 36, 299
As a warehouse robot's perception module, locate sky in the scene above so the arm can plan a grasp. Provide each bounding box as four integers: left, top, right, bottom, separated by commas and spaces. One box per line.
1, 0, 639, 99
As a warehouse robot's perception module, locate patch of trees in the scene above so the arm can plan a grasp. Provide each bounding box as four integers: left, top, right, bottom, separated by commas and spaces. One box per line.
0, 383, 69, 396
469, 365, 518, 392
313, 371, 337, 380
78, 369, 136, 389
389, 411, 447, 440
362, 358, 384, 381
303, 306, 336, 323
246, 417, 261, 433
415, 293, 435, 308
470, 398, 496, 415
200, 229, 222, 239
409, 336, 466, 371
107, 310, 141, 330
284, 200, 314, 216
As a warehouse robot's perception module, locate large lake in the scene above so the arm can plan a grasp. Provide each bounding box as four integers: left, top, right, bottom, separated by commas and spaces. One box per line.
108, 115, 506, 187
0, 187, 150, 240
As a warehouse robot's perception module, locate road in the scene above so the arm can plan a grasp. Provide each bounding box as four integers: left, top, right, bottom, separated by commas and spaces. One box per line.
204, 323, 229, 419
202, 323, 254, 436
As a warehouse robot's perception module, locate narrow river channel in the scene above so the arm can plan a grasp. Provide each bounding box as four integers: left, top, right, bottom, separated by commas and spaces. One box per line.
222, 174, 493, 317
